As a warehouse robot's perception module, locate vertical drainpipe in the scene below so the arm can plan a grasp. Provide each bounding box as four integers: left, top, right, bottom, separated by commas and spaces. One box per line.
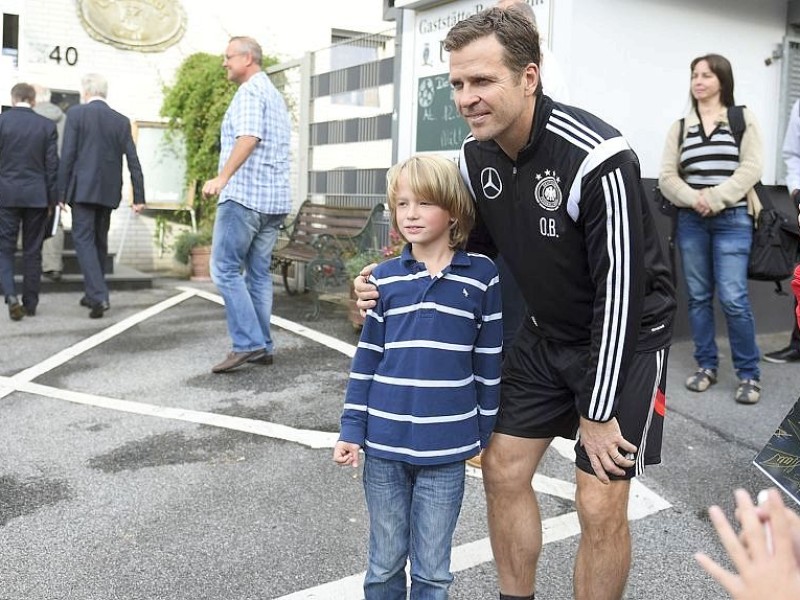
391, 9, 403, 165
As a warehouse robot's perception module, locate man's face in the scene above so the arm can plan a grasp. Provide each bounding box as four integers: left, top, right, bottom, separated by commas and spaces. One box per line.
223, 42, 250, 84
449, 34, 536, 155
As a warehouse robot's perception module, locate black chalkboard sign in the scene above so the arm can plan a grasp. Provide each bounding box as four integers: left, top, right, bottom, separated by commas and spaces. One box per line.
415, 72, 470, 153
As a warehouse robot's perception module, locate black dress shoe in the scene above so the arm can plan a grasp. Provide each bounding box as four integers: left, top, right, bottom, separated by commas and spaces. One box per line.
44, 271, 62, 282
763, 346, 800, 364
79, 296, 91, 307
23, 306, 36, 317
89, 301, 110, 319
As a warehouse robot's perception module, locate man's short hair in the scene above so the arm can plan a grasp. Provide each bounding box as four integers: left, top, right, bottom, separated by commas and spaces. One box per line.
81, 73, 108, 98
444, 7, 541, 78
229, 36, 263, 65
10, 83, 35, 104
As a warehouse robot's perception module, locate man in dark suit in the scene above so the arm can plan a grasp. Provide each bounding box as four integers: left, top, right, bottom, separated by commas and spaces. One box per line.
0, 83, 58, 321
58, 73, 145, 318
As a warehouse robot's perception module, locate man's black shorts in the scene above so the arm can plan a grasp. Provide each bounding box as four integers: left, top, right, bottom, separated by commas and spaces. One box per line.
496, 326, 669, 479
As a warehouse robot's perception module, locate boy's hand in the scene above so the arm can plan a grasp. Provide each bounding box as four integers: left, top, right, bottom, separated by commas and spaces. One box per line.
354, 263, 379, 314
333, 441, 362, 467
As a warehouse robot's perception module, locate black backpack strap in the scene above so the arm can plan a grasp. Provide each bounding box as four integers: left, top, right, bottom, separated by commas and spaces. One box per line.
727, 105, 746, 148
667, 117, 685, 290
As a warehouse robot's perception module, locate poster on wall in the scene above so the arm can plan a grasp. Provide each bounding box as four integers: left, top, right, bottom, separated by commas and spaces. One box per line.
409, 0, 551, 156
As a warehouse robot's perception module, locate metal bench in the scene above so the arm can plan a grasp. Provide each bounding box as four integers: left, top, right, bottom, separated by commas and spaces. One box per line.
272, 201, 384, 319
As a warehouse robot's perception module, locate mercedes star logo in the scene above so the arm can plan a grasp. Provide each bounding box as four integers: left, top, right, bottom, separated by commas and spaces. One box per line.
481, 167, 503, 200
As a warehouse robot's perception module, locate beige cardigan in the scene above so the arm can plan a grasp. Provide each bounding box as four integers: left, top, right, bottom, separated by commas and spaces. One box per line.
658, 106, 763, 217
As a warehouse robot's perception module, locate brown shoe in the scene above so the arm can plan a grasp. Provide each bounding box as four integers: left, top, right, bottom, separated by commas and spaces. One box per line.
7, 297, 24, 321
212, 349, 266, 373
247, 351, 274, 365
466, 453, 483, 469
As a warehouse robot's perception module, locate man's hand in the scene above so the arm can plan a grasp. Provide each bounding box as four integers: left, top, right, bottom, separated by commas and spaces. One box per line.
132, 204, 145, 214
354, 263, 379, 315
579, 416, 637, 484
333, 441, 361, 467
202, 175, 228, 198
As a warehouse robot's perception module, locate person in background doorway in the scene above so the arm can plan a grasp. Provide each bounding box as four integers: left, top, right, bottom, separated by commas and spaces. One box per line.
202, 36, 291, 374
334, 154, 502, 599
467, 0, 572, 471
0, 83, 58, 321
58, 73, 145, 319
763, 98, 800, 364
33, 84, 66, 283
658, 54, 763, 404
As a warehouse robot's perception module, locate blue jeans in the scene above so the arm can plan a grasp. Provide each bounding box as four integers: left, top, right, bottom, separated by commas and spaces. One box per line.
677, 207, 760, 380
362, 455, 465, 600
210, 201, 286, 353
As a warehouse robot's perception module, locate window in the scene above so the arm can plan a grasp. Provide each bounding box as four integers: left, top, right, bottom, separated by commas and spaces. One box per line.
330, 30, 380, 107
2, 13, 18, 67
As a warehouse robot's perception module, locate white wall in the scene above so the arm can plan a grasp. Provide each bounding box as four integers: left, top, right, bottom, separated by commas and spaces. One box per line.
553, 0, 787, 181
4, 0, 389, 120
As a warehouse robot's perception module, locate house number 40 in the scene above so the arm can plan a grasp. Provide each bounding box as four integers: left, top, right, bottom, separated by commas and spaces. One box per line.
49, 46, 79, 66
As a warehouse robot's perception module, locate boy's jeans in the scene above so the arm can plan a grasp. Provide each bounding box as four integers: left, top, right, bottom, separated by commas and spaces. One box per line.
362, 454, 465, 600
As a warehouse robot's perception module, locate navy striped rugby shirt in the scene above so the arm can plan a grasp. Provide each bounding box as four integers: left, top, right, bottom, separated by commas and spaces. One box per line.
339, 244, 503, 465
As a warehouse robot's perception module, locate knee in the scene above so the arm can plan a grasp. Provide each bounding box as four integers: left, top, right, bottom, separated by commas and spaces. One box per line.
718, 292, 751, 317
575, 485, 629, 538
481, 448, 529, 497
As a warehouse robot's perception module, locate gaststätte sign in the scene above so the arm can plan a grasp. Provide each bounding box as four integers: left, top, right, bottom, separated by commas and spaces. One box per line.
77, 0, 186, 52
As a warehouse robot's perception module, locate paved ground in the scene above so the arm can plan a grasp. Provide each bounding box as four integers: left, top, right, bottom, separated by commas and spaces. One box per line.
1, 278, 798, 600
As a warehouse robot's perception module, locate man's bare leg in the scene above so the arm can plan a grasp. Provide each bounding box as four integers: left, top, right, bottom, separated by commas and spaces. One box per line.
574, 469, 632, 600
483, 433, 552, 596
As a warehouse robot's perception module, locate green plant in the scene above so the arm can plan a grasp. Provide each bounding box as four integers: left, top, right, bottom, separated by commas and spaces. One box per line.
173, 228, 213, 265
160, 51, 281, 231
344, 248, 384, 281
343, 230, 407, 280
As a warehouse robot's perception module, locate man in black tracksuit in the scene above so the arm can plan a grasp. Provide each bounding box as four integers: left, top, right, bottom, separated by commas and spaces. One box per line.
449, 8, 675, 600
356, 7, 676, 600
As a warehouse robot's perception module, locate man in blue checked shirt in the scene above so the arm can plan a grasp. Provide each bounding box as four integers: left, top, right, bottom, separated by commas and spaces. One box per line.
203, 36, 291, 374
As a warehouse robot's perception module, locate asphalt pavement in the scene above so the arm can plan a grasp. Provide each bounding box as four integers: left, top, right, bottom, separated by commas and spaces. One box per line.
1, 278, 798, 600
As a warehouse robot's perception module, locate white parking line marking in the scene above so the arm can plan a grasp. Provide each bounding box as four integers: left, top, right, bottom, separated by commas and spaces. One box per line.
178, 286, 358, 357
0, 290, 196, 400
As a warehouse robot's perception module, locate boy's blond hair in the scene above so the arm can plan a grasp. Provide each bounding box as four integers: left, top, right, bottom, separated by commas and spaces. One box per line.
386, 154, 475, 249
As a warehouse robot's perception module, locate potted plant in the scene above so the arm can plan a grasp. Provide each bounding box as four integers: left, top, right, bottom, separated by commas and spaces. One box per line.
173, 228, 213, 281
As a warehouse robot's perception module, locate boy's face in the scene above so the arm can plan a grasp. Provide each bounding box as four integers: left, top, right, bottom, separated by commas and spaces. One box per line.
394, 171, 453, 250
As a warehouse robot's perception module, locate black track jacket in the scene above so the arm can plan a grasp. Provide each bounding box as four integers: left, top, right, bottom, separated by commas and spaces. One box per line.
459, 94, 676, 423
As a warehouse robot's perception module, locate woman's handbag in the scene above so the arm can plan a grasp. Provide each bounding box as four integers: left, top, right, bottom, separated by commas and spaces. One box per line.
747, 183, 799, 292
726, 107, 800, 292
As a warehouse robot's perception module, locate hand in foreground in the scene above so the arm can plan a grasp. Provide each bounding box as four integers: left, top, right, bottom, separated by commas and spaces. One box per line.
354, 263, 379, 315
695, 489, 800, 600
132, 204, 145, 214
578, 416, 637, 484
333, 441, 361, 467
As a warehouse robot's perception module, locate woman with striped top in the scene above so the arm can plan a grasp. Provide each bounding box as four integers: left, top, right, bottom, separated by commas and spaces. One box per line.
658, 53, 764, 404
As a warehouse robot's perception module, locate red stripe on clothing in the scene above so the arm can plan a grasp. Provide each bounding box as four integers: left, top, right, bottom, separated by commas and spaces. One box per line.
654, 388, 666, 417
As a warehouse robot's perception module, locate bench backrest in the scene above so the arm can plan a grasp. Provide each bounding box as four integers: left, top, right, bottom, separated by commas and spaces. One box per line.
289, 201, 384, 250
